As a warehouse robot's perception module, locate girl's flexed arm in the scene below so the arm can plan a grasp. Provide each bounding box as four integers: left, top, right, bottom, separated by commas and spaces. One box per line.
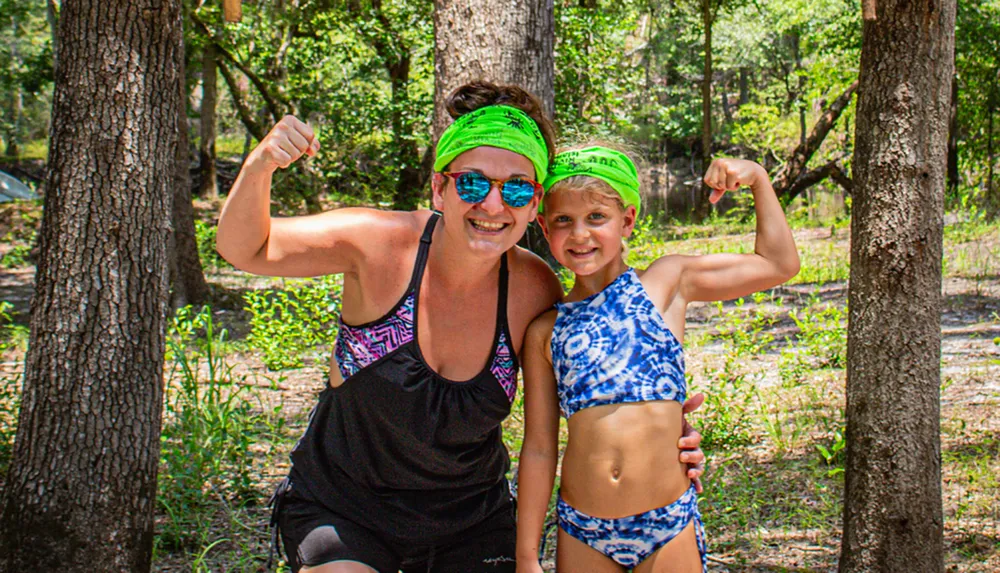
667, 158, 800, 303
515, 312, 561, 573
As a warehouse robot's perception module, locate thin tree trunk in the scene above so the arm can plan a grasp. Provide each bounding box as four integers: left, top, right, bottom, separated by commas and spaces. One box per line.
946, 73, 959, 201
46, 0, 59, 72
173, 29, 210, 308
694, 0, 714, 221
840, 0, 955, 571
987, 81, 996, 216
5, 13, 22, 158
199, 43, 219, 199
0, 0, 181, 570
739, 66, 749, 105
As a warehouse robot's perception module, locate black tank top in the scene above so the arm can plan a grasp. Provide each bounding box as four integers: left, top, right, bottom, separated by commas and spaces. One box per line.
288, 212, 519, 542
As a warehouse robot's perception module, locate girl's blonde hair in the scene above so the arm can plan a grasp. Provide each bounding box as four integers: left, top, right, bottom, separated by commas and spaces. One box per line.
542, 141, 644, 260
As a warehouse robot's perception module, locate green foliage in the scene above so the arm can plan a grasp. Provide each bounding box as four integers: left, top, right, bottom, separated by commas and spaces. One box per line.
787, 293, 847, 369
709, 298, 777, 356
815, 427, 846, 476
194, 220, 228, 271
0, 301, 23, 471
158, 305, 285, 552
243, 276, 342, 370
955, 0, 1000, 213
695, 356, 758, 449
554, 2, 645, 139
0, 0, 54, 155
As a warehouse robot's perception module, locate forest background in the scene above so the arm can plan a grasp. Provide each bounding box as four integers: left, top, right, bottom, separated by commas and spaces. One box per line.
0, 0, 998, 571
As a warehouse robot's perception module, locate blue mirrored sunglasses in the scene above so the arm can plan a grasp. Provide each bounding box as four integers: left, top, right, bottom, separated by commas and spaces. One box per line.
441, 171, 542, 208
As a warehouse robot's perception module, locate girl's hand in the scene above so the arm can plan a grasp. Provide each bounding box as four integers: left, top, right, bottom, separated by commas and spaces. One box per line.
247, 115, 320, 173
703, 158, 767, 204
680, 392, 706, 493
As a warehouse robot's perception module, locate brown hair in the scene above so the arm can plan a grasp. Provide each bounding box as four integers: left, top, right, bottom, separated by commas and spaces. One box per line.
445, 80, 557, 164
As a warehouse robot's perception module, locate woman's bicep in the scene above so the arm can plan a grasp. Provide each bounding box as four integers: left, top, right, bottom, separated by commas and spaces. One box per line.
234, 208, 407, 277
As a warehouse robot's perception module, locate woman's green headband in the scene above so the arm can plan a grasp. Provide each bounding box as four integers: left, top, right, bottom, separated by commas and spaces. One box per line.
541, 146, 641, 216
433, 105, 549, 182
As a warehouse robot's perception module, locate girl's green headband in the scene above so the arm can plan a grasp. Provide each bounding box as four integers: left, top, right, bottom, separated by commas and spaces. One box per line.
541, 146, 641, 216
433, 105, 549, 182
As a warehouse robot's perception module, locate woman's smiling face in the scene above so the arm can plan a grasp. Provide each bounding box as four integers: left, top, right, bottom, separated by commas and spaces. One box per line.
539, 187, 636, 276
432, 146, 540, 258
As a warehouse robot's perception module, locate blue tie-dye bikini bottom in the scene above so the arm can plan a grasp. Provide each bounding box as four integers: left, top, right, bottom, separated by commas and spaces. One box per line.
556, 484, 707, 570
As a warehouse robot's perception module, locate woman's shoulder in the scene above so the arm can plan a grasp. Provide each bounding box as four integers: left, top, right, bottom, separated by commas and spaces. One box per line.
508, 246, 563, 307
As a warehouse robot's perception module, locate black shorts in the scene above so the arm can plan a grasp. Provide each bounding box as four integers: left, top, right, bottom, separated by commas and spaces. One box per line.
276, 483, 517, 573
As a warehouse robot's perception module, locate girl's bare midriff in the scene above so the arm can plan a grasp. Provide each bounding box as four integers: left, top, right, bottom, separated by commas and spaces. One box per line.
560, 400, 690, 518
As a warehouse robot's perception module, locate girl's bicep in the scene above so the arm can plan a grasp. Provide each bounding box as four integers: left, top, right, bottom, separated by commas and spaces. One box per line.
677, 252, 790, 303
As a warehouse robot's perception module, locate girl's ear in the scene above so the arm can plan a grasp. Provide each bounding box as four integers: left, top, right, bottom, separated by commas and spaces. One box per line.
431, 172, 447, 211
621, 205, 638, 239
536, 212, 551, 240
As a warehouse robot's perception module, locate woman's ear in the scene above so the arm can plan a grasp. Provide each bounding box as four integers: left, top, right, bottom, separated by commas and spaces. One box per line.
622, 205, 638, 239
431, 172, 447, 211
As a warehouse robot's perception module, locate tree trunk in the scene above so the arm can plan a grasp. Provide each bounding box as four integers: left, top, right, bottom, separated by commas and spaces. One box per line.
46, 0, 59, 73
988, 81, 996, 216
432, 0, 555, 142
5, 12, 22, 158
946, 73, 958, 201
840, 0, 955, 571
0, 0, 180, 570
199, 43, 219, 199
739, 66, 749, 105
173, 29, 210, 308
694, 0, 714, 221
433, 0, 555, 262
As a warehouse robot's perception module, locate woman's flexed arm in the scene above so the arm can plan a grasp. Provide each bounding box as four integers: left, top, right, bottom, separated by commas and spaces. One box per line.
216, 116, 404, 278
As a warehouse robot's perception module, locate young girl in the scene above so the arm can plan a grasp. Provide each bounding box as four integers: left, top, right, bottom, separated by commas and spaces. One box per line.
515, 146, 799, 572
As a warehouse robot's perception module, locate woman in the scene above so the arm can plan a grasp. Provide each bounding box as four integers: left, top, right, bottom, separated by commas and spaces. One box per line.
216, 81, 705, 573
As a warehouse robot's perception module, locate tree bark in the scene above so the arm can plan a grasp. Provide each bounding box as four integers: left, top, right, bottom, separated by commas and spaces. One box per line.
433, 0, 555, 262
432, 0, 555, 142
199, 42, 219, 199
840, 0, 955, 571
0, 0, 180, 570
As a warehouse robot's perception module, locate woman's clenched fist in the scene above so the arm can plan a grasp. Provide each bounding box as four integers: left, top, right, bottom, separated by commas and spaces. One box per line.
247, 115, 320, 173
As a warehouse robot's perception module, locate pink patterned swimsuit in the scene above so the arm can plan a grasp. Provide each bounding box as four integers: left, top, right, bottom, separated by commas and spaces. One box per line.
285, 212, 520, 544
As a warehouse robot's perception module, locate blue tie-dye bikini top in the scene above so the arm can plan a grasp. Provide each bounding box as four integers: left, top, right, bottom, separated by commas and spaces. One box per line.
551, 268, 686, 419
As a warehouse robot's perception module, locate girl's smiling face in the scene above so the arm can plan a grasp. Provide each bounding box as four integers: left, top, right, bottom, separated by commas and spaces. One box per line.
538, 185, 637, 276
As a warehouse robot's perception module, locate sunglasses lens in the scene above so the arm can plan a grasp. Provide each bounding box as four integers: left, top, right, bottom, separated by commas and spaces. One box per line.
501, 179, 536, 208
455, 172, 491, 203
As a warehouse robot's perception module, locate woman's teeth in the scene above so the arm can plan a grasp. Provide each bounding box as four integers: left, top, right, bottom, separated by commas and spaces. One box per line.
471, 219, 506, 232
